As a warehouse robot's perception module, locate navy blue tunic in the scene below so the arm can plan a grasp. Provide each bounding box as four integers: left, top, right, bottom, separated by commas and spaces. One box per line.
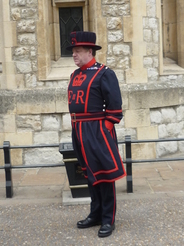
68, 58, 126, 185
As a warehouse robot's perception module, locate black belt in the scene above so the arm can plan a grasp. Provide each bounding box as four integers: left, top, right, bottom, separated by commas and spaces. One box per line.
71, 112, 106, 122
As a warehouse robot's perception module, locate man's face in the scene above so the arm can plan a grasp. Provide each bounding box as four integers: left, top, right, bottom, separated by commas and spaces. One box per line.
72, 46, 92, 67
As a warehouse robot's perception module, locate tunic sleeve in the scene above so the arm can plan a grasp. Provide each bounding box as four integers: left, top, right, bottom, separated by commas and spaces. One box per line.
100, 68, 123, 124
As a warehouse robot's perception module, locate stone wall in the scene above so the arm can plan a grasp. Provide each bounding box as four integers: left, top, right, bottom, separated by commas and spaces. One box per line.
1, 0, 184, 167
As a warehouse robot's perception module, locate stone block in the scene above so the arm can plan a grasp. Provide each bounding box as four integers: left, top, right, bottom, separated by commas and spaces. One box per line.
4, 21, 17, 47
176, 106, 184, 122
18, 34, 36, 45
158, 122, 184, 139
131, 56, 146, 69
121, 90, 128, 110
4, 62, 15, 74
53, 23, 61, 60
4, 132, 33, 145
11, 8, 21, 20
156, 141, 178, 157
116, 127, 137, 142
132, 42, 147, 56
6, 74, 24, 89
107, 17, 122, 30
59, 131, 72, 143
14, 47, 30, 61
42, 115, 61, 131
3, 114, 16, 133
131, 0, 147, 16
24, 147, 62, 165
0, 90, 16, 114
132, 143, 156, 160
161, 108, 176, 124
117, 57, 129, 69
108, 30, 123, 42
21, 8, 37, 19
143, 29, 152, 42
124, 109, 150, 128
11, 149, 23, 166
113, 44, 130, 56
128, 88, 181, 110
25, 74, 37, 87
114, 69, 125, 83
2, 0, 10, 21
107, 57, 116, 68
148, 18, 158, 29
150, 110, 162, 124
123, 16, 133, 42
34, 131, 59, 145
16, 89, 56, 114
147, 0, 156, 17
17, 20, 36, 33
37, 56, 47, 80
16, 115, 41, 131
16, 61, 32, 73
137, 126, 158, 140
56, 88, 69, 113
62, 113, 71, 131
147, 68, 159, 81
126, 68, 148, 84
143, 57, 153, 68
153, 57, 158, 68
153, 29, 158, 43
146, 43, 159, 55
26, 0, 38, 7
5, 48, 12, 62
158, 124, 167, 138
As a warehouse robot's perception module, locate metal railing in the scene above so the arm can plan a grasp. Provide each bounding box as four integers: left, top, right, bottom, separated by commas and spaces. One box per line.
0, 135, 184, 198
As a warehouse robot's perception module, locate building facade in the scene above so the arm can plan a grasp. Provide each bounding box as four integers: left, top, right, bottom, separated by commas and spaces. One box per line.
1, 0, 184, 166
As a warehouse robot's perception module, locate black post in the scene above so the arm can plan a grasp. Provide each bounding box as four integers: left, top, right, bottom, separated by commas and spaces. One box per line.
3, 141, 13, 198
125, 135, 133, 193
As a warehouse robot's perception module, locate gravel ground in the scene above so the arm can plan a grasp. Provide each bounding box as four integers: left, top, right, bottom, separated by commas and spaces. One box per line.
0, 197, 184, 246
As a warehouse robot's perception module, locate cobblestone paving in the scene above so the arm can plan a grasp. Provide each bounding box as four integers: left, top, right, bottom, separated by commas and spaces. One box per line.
0, 197, 184, 246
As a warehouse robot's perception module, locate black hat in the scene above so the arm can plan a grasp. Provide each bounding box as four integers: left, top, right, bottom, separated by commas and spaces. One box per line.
66, 31, 102, 51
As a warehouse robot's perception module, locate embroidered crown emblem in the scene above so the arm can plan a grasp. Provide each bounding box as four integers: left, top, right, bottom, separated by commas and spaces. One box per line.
72, 72, 87, 86
71, 37, 77, 45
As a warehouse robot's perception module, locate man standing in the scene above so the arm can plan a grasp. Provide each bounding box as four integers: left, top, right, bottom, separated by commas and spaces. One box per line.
66, 31, 126, 238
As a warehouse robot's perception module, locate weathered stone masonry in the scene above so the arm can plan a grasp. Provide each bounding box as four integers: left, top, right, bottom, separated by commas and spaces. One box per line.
1, 0, 184, 167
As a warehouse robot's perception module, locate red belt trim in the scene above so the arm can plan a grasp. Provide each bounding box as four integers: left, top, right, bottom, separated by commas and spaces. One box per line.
71, 112, 105, 122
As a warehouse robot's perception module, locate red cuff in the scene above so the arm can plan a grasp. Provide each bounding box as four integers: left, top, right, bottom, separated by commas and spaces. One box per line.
105, 120, 114, 131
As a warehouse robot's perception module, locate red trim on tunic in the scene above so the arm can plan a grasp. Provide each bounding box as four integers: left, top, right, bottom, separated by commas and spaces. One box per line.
106, 109, 122, 113
106, 116, 120, 123
93, 120, 118, 176
79, 122, 97, 182
92, 173, 127, 185
85, 65, 105, 112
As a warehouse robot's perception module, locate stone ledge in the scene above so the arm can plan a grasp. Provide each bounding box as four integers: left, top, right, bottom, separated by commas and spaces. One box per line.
1, 83, 184, 114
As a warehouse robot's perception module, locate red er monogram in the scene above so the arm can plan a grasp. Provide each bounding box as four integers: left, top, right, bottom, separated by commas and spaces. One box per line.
72, 72, 87, 87
68, 72, 87, 105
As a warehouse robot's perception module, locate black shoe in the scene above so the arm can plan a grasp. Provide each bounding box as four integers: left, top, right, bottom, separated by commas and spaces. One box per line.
98, 223, 115, 237
77, 217, 101, 229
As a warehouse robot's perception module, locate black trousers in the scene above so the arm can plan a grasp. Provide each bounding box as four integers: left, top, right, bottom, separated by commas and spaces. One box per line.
88, 180, 116, 225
